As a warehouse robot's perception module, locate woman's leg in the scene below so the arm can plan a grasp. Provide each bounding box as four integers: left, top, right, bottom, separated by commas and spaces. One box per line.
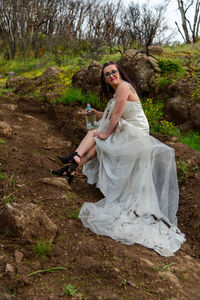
74, 129, 97, 164
79, 145, 96, 167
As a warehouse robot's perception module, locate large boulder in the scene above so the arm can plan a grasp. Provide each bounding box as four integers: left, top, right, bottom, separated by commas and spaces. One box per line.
165, 96, 189, 124
148, 45, 163, 55
0, 203, 58, 243
72, 61, 102, 95
0, 121, 12, 138
117, 49, 161, 97
190, 102, 200, 130
168, 79, 196, 98
6, 76, 28, 90
6, 67, 62, 95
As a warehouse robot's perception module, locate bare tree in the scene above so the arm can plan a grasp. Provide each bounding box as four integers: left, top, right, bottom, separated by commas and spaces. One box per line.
123, 2, 167, 55
175, 0, 200, 43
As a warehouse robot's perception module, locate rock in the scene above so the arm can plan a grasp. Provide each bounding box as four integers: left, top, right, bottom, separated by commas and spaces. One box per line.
6, 76, 28, 89
117, 49, 161, 97
190, 102, 200, 130
72, 61, 102, 95
14, 250, 23, 264
170, 136, 179, 142
0, 203, 58, 243
45, 91, 62, 101
6, 67, 62, 95
42, 66, 62, 79
6, 71, 15, 77
40, 177, 71, 191
5, 263, 14, 273
0, 104, 17, 111
0, 121, 12, 138
168, 79, 195, 98
0, 73, 4, 79
148, 45, 163, 55
165, 96, 189, 124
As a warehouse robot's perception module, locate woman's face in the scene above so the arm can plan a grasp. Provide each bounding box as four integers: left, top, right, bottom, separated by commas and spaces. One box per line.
103, 65, 121, 87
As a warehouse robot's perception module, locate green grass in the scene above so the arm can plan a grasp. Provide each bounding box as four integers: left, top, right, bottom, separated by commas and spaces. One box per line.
68, 210, 80, 219
179, 132, 200, 152
33, 238, 53, 260
58, 86, 105, 109
62, 284, 77, 296
0, 172, 6, 180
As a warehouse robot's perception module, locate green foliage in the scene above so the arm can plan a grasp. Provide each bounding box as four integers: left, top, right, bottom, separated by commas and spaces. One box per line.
0, 139, 5, 144
158, 59, 180, 75
62, 284, 77, 296
141, 98, 180, 136
68, 210, 80, 219
157, 58, 186, 87
33, 238, 53, 260
58, 87, 105, 109
9, 174, 15, 187
0, 172, 6, 180
191, 86, 200, 101
179, 132, 200, 152
0, 87, 15, 96
156, 77, 172, 88
3, 194, 12, 204
177, 158, 189, 183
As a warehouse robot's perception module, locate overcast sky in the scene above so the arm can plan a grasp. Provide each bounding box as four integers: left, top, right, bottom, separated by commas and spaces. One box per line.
123, 0, 184, 42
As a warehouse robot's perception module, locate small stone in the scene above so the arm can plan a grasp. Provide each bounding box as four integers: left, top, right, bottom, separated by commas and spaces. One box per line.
0, 121, 12, 138
15, 250, 23, 264
5, 263, 14, 273
171, 136, 179, 142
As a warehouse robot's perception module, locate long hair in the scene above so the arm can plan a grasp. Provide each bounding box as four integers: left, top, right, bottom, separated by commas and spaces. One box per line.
100, 61, 136, 101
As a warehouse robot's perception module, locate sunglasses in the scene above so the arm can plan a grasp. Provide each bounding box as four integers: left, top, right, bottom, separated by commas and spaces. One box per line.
104, 69, 119, 77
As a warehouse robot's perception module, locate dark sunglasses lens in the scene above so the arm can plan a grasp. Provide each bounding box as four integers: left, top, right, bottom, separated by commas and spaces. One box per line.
105, 72, 110, 77
112, 70, 118, 74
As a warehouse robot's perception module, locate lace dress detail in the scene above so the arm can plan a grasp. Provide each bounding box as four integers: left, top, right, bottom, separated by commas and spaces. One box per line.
79, 95, 185, 257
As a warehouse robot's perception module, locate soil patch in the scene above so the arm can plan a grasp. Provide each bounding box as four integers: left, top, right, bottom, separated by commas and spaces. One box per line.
0, 96, 200, 300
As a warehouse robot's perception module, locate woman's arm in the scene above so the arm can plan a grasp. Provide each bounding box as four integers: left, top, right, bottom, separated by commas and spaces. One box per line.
94, 82, 129, 140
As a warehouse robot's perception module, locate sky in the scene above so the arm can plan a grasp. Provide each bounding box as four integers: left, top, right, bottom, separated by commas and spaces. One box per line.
123, 0, 189, 43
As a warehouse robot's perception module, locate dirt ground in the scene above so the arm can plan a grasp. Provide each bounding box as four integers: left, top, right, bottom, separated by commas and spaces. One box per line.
0, 94, 200, 300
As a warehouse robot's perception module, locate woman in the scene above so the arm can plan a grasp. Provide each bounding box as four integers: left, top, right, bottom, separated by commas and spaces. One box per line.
51, 61, 185, 257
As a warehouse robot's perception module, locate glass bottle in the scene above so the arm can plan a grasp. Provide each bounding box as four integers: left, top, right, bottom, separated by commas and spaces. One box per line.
85, 103, 98, 130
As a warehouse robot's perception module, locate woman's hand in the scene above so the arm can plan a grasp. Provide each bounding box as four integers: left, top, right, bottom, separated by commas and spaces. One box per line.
93, 131, 109, 140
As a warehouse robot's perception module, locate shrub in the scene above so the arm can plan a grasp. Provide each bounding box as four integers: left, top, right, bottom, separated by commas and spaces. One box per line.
142, 98, 180, 136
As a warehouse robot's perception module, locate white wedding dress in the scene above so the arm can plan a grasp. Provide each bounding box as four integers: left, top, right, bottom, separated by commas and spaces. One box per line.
79, 91, 185, 257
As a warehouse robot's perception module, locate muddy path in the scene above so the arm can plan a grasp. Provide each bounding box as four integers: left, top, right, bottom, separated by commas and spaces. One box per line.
0, 95, 200, 300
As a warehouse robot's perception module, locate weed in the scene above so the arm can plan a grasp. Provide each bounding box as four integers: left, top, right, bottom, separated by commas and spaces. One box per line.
62, 283, 77, 296
33, 150, 40, 156
157, 77, 172, 88
3, 195, 12, 204
33, 238, 53, 260
177, 158, 189, 183
151, 262, 176, 272
68, 210, 80, 219
0, 139, 5, 144
9, 174, 15, 187
27, 266, 68, 277
0, 172, 6, 180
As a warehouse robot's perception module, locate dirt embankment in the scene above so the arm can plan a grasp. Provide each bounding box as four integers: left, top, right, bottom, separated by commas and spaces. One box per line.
0, 95, 200, 300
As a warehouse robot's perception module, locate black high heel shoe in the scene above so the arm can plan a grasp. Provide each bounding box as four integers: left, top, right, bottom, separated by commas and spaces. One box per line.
50, 152, 80, 185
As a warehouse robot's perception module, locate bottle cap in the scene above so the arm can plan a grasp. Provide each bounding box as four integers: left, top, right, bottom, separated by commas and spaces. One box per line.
87, 103, 91, 112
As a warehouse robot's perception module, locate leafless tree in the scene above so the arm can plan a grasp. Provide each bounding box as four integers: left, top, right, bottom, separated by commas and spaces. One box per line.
175, 0, 200, 43
123, 2, 167, 55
